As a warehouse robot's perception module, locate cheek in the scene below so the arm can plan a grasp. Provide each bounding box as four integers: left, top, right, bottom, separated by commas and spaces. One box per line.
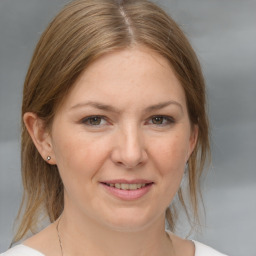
51, 132, 108, 205
151, 133, 189, 174
147, 134, 189, 208
52, 130, 110, 181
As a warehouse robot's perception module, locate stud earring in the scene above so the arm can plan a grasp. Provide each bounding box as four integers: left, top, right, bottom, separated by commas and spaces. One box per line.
47, 156, 51, 161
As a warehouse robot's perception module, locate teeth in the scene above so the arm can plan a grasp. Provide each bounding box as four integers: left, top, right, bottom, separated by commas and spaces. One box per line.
121, 184, 129, 190
107, 183, 147, 190
129, 184, 137, 190
115, 183, 121, 189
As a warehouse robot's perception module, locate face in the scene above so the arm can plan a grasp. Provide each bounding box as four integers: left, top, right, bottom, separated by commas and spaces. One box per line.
48, 46, 197, 231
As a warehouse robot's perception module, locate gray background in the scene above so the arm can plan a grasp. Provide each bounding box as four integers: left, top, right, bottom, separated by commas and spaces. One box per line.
0, 0, 255, 255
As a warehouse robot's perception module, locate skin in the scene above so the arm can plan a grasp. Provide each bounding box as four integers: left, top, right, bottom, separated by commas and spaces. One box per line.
24, 46, 197, 256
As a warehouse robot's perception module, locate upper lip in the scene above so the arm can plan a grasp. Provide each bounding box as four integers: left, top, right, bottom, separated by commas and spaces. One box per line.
100, 179, 154, 184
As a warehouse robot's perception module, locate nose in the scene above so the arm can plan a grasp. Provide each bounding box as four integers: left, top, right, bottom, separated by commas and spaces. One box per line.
110, 125, 148, 169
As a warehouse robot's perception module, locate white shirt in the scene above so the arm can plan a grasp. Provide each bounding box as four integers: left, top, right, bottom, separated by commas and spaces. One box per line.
193, 241, 228, 256
1, 242, 228, 256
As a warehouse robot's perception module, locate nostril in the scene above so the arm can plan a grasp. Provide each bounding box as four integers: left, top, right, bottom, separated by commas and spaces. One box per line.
111, 142, 148, 169
115, 160, 141, 169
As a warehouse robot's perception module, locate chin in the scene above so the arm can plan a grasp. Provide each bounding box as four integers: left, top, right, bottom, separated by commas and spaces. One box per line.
100, 208, 163, 233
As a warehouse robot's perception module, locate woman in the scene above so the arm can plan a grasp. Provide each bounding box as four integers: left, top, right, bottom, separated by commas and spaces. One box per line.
1, 0, 228, 255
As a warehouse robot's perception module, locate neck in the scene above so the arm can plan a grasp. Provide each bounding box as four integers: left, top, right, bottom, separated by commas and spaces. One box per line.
58, 209, 174, 256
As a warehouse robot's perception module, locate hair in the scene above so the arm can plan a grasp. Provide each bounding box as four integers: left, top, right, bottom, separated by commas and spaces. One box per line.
14, 0, 210, 244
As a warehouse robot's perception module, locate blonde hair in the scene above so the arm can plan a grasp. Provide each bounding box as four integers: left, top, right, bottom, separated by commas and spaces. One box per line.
14, 0, 210, 243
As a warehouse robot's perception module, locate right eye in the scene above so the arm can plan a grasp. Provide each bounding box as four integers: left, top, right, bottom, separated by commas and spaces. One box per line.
81, 116, 107, 126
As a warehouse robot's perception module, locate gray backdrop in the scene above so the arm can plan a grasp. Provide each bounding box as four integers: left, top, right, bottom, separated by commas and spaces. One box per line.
0, 0, 255, 255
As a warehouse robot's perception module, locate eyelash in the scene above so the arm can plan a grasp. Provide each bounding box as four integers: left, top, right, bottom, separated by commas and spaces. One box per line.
81, 115, 175, 127
148, 116, 175, 126
81, 116, 107, 126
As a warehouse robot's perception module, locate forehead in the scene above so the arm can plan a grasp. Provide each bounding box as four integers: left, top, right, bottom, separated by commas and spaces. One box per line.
60, 46, 187, 112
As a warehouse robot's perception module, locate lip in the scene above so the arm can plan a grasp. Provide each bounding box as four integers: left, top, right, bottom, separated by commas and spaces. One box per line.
101, 179, 153, 184
100, 179, 154, 201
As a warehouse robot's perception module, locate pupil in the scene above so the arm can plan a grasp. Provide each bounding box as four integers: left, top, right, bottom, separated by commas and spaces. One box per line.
90, 117, 101, 125
153, 117, 163, 124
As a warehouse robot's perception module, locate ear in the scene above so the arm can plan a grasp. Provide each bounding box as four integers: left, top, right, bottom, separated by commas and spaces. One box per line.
186, 124, 199, 162
23, 112, 56, 164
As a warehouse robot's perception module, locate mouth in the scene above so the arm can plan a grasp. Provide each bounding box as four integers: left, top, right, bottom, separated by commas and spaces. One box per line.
100, 180, 154, 200
101, 182, 153, 190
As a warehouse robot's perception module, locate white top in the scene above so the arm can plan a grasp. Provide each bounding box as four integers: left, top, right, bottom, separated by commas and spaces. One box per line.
1, 242, 228, 256
0, 245, 44, 256
193, 241, 228, 256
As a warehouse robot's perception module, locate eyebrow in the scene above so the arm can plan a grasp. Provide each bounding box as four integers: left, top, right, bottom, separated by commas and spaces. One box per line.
144, 100, 183, 113
70, 100, 183, 113
70, 101, 121, 113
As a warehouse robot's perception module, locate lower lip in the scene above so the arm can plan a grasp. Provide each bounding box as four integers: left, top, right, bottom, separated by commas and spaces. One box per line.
100, 183, 153, 201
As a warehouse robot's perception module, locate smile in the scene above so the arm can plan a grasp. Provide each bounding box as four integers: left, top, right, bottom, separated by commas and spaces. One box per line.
100, 181, 154, 200
104, 183, 147, 190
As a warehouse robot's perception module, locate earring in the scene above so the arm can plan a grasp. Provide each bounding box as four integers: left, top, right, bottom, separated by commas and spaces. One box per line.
47, 156, 51, 161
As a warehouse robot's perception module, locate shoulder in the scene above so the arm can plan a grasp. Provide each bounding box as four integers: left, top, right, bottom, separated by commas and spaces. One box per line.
194, 241, 229, 256
0, 245, 45, 256
166, 231, 228, 256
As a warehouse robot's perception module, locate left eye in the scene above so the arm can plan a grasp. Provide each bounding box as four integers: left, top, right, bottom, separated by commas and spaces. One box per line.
149, 116, 174, 125
81, 116, 107, 126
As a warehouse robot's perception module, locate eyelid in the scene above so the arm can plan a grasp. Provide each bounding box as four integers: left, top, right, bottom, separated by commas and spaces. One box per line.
80, 115, 109, 126
79, 115, 175, 127
147, 115, 175, 125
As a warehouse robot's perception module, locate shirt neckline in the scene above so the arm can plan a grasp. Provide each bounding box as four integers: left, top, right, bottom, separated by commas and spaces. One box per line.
19, 235, 199, 256
19, 244, 45, 256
